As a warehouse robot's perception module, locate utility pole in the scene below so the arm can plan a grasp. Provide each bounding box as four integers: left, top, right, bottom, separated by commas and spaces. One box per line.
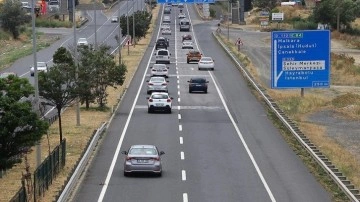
133, 0, 135, 47
31, 0, 41, 167
118, 2, 122, 64
127, 0, 129, 37
73, 0, 80, 126
94, 0, 97, 49
227, 0, 230, 41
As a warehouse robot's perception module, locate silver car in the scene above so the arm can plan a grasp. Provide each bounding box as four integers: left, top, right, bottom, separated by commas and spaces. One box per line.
150, 64, 169, 77
30, 62, 48, 76
146, 76, 168, 94
121, 145, 165, 176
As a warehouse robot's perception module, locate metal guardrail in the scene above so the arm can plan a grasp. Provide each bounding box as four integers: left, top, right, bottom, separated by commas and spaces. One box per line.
57, 122, 107, 202
212, 32, 360, 202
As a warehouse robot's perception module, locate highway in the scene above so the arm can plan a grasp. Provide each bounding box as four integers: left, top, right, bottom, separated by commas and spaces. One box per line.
71, 4, 332, 202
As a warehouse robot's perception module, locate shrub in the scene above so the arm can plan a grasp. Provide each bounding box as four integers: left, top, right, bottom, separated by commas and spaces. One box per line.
293, 21, 318, 30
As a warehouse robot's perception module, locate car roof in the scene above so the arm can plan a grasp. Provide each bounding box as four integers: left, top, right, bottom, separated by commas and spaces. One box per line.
150, 76, 166, 81
201, 57, 212, 60
150, 92, 169, 96
153, 64, 166, 67
130, 145, 156, 149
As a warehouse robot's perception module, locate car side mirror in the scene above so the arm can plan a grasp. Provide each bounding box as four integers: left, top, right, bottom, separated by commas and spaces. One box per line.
170, 97, 173, 100
121, 151, 128, 155
150, 66, 153, 69
146, 97, 149, 99
159, 151, 165, 155
187, 81, 190, 82
167, 67, 169, 69
166, 80, 169, 82
146, 80, 149, 82
206, 81, 209, 83
170, 53, 172, 55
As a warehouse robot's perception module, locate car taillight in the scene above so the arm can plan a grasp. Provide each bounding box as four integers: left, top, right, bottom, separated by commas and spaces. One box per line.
163, 70, 167, 71
152, 157, 160, 161
149, 99, 153, 102
167, 99, 171, 102
148, 83, 153, 85
126, 156, 133, 161
162, 83, 167, 86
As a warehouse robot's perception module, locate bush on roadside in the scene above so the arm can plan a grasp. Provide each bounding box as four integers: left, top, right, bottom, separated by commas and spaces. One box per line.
293, 21, 318, 30
35, 19, 72, 28
210, 8, 216, 18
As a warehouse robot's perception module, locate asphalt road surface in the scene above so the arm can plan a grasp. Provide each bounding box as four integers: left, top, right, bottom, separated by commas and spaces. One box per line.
71, 4, 332, 202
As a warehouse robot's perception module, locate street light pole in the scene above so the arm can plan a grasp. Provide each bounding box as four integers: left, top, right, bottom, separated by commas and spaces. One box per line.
227, 0, 230, 41
73, 0, 80, 126
118, 3, 122, 64
94, 1, 97, 49
127, 0, 129, 37
31, 0, 41, 167
132, 0, 135, 47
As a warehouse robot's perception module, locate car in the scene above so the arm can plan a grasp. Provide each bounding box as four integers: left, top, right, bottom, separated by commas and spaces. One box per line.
163, 16, 171, 23
160, 23, 170, 30
178, 13, 186, 19
48, 0, 59, 12
147, 92, 173, 113
164, 7, 171, 14
182, 34, 192, 41
178, 3, 184, 8
182, 41, 193, 49
155, 49, 171, 64
121, 145, 165, 176
30, 62, 48, 76
188, 77, 209, 93
146, 76, 169, 94
179, 18, 190, 31
77, 38, 88, 46
172, 2, 178, 6
198, 57, 215, 71
161, 27, 171, 35
155, 37, 169, 49
111, 16, 119, 23
186, 50, 202, 63
0, 72, 17, 79
150, 64, 169, 77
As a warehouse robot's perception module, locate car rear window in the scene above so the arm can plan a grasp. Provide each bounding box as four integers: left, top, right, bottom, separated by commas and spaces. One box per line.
153, 64, 166, 70
129, 148, 157, 155
201, 57, 212, 61
150, 77, 165, 82
158, 50, 169, 55
191, 78, 206, 83
152, 94, 168, 99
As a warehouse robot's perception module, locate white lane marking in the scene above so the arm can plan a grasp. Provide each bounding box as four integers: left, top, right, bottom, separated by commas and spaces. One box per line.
208, 72, 276, 202
191, 68, 194, 71
180, 137, 183, 144
186, 4, 276, 201
177, 85, 180, 89
97, 4, 166, 202
180, 151, 185, 160
178, 114, 182, 120
179, 124, 182, 131
176, 70, 179, 74
178, 105, 181, 110
178, 91, 180, 95
177, 75, 179, 79
177, 80, 180, 84
183, 193, 188, 202
182, 170, 186, 181
178, 97, 181, 103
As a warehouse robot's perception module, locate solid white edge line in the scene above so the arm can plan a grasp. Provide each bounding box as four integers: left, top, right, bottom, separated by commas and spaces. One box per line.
97, 5, 165, 202
208, 72, 276, 202
179, 124, 182, 132
180, 151, 185, 160
179, 137, 183, 144
183, 193, 188, 202
182, 170, 186, 181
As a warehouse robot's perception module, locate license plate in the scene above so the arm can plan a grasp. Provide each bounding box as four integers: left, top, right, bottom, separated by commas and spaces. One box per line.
137, 159, 148, 163
155, 103, 164, 106
196, 85, 202, 86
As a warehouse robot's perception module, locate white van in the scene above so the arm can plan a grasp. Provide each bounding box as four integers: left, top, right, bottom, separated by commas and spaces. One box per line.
179, 19, 190, 32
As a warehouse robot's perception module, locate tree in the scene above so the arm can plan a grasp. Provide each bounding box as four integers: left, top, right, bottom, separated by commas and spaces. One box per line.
78, 45, 127, 108
0, 75, 49, 170
0, 0, 30, 39
119, 11, 151, 39
252, 0, 277, 10
39, 48, 78, 143
311, 0, 359, 30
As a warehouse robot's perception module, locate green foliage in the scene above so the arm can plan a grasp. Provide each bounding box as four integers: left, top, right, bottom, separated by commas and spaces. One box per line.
119, 11, 151, 40
209, 8, 216, 18
311, 0, 359, 29
0, 76, 49, 170
35, 18, 72, 28
38, 49, 78, 142
253, 0, 277, 10
293, 21, 318, 30
0, 0, 30, 39
78, 45, 127, 109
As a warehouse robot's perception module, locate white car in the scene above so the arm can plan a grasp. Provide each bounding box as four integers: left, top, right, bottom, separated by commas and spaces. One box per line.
77, 38, 88, 46
160, 23, 170, 30
150, 64, 169, 77
146, 76, 169, 94
147, 92, 173, 113
163, 16, 171, 23
182, 41, 193, 49
111, 16, 119, 23
155, 49, 171, 64
161, 27, 171, 35
198, 57, 215, 71
30, 62, 48, 76
178, 13, 186, 19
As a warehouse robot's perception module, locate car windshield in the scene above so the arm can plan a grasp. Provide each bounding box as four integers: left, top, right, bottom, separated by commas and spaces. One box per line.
190, 51, 200, 55
151, 94, 169, 99
78, 38, 86, 42
150, 77, 165, 82
201, 57, 212, 62
180, 21, 190, 25
158, 51, 168, 55
153, 64, 166, 70
37, 62, 46, 67
191, 78, 206, 83
129, 148, 157, 155
183, 42, 192, 45
49, 1, 58, 5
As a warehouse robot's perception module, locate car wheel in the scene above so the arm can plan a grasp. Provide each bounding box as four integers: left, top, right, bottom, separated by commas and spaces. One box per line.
168, 109, 172, 114
147, 91, 151, 95
124, 172, 129, 177
187, 60, 189, 64
189, 88, 192, 93
168, 61, 170, 64
30, 73, 34, 77
157, 172, 162, 177
204, 89, 208, 94
155, 61, 158, 64
211, 68, 214, 71
198, 68, 201, 70
148, 107, 152, 113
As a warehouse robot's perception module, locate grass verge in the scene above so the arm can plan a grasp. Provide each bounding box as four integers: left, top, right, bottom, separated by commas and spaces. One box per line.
215, 32, 360, 201
0, 5, 160, 202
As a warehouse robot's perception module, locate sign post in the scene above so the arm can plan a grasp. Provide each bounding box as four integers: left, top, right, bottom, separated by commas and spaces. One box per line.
271, 30, 331, 94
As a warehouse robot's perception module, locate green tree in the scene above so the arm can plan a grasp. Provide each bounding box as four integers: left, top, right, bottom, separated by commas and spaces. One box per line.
119, 11, 151, 40
78, 45, 127, 108
0, 0, 30, 39
0, 75, 49, 170
311, 0, 359, 30
252, 0, 277, 10
39, 48, 77, 143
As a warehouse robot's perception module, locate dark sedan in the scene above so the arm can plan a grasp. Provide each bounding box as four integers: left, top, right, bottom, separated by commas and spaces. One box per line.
188, 77, 209, 93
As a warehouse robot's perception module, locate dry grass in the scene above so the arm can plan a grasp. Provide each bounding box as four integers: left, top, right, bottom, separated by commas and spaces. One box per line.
0, 5, 160, 202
